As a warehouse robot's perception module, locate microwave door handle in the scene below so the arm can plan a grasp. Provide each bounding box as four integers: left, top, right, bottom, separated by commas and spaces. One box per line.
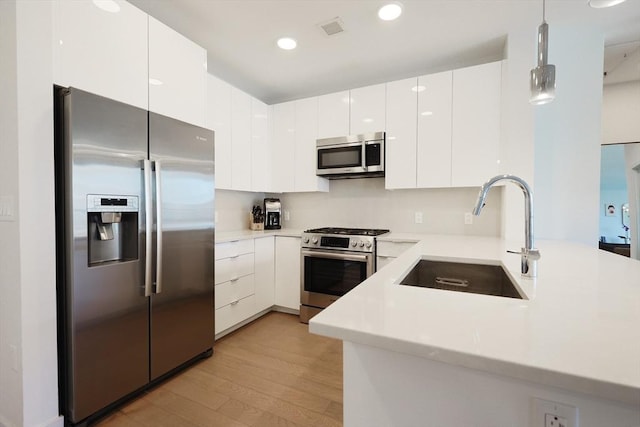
361, 143, 367, 171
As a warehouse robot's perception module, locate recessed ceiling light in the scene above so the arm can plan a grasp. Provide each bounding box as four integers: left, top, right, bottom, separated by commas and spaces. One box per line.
421, 111, 433, 116
411, 85, 426, 92
588, 0, 626, 7
362, 118, 374, 123
149, 78, 163, 86
277, 37, 297, 50
378, 3, 403, 21
92, 0, 120, 13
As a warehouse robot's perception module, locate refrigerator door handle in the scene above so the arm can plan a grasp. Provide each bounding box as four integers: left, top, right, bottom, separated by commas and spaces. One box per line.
143, 159, 153, 297
154, 160, 163, 294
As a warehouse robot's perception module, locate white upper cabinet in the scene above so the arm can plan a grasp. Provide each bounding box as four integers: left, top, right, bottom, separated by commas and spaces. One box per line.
294, 97, 329, 192
53, 0, 148, 109
451, 61, 502, 187
271, 102, 296, 193
207, 74, 232, 189
385, 78, 418, 190
318, 91, 350, 139
231, 88, 253, 191
251, 98, 271, 192
148, 17, 207, 128
417, 71, 453, 188
350, 83, 386, 135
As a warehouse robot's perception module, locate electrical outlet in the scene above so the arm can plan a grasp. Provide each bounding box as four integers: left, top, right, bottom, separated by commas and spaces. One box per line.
546, 413, 568, 427
414, 212, 423, 224
284, 211, 290, 221
532, 398, 578, 427
464, 212, 473, 225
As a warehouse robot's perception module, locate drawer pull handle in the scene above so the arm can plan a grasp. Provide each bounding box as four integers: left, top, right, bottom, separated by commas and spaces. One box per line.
435, 277, 469, 287
230, 300, 239, 306
230, 277, 239, 282
230, 255, 239, 259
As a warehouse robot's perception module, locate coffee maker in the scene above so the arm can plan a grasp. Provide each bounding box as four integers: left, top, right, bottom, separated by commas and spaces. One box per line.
264, 198, 282, 230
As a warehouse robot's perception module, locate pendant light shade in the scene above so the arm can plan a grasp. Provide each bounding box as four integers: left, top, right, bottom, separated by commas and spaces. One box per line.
530, 1, 556, 105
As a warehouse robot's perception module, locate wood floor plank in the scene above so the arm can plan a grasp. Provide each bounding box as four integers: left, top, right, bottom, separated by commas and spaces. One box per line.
119, 395, 198, 427
95, 312, 343, 427
216, 398, 266, 426
211, 351, 342, 403
144, 388, 246, 427
197, 355, 332, 414
96, 411, 145, 427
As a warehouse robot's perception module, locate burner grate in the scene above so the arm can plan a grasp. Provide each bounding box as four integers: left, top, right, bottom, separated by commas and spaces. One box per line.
304, 227, 390, 236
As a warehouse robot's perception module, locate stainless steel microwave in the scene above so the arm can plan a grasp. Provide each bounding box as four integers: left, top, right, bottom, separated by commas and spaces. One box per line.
316, 132, 385, 179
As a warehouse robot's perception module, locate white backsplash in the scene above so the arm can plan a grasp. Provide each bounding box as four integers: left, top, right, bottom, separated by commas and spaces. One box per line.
216, 179, 502, 236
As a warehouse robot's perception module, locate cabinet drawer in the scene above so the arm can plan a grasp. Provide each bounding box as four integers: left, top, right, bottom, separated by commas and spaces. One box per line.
215, 239, 254, 260
215, 294, 256, 335
215, 253, 254, 285
377, 241, 416, 257
215, 274, 255, 310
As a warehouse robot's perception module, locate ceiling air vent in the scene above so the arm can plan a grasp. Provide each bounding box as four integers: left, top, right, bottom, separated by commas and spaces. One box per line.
319, 17, 345, 36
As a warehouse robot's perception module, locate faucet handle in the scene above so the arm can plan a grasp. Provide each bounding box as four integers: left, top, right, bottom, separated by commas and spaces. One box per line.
507, 248, 540, 259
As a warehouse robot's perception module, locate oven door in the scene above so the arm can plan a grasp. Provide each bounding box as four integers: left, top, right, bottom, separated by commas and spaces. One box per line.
300, 248, 374, 308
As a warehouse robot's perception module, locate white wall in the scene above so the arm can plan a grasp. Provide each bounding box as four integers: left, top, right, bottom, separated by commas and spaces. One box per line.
602, 81, 640, 145
624, 143, 640, 259
215, 189, 266, 232
0, 2, 24, 426
273, 179, 502, 236
0, 2, 61, 427
599, 188, 630, 242
533, 27, 604, 246
499, 30, 536, 244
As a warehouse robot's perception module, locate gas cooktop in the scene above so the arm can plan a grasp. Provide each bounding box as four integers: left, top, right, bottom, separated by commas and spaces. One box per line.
304, 227, 390, 237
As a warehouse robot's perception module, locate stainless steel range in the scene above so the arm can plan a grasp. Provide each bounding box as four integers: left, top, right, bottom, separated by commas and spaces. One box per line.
300, 227, 390, 323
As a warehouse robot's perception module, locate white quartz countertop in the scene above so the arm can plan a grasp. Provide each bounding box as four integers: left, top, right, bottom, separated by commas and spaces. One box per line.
309, 234, 640, 405
215, 229, 303, 243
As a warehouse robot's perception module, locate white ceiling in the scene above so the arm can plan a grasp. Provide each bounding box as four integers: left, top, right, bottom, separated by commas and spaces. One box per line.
129, 0, 640, 104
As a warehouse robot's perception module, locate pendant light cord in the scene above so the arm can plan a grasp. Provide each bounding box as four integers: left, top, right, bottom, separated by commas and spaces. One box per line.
542, 0, 546, 22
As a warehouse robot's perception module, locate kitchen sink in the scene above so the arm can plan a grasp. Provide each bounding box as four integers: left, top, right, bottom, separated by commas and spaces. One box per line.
399, 259, 524, 299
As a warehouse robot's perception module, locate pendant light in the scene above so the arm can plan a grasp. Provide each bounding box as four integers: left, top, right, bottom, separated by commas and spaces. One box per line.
529, 0, 556, 105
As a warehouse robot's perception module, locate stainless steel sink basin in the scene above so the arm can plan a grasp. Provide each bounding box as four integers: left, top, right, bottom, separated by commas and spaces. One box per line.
399, 259, 523, 299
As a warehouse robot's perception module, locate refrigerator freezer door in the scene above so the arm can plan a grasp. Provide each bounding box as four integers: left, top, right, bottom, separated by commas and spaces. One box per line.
63, 89, 149, 422
148, 112, 215, 380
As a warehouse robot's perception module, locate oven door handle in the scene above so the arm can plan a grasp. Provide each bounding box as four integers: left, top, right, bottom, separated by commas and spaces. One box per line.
301, 249, 371, 263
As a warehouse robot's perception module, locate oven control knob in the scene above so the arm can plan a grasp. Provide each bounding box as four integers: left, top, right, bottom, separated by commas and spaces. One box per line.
365, 241, 372, 248
312, 237, 318, 244
359, 241, 365, 248
303, 237, 309, 243
351, 241, 357, 247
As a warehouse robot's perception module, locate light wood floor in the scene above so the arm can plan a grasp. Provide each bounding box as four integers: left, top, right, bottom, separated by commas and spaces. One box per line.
96, 312, 343, 427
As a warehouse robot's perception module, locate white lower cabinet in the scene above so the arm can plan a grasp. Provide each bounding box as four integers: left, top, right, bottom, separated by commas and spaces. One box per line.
214, 236, 278, 337
275, 236, 301, 311
376, 240, 417, 271
215, 239, 256, 336
254, 236, 275, 312
215, 295, 256, 335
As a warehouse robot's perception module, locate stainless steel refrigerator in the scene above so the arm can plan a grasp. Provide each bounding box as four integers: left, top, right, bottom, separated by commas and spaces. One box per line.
54, 88, 215, 425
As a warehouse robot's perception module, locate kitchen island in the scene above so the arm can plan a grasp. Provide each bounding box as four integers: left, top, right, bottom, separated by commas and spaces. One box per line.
309, 235, 640, 426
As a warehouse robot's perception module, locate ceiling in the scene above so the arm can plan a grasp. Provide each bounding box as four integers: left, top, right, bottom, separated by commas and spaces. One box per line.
129, 0, 640, 104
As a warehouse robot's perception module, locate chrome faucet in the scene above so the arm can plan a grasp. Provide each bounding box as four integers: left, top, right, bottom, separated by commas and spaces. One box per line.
472, 174, 540, 278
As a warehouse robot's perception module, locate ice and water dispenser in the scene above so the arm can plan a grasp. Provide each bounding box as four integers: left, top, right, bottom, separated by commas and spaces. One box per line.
87, 194, 139, 266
